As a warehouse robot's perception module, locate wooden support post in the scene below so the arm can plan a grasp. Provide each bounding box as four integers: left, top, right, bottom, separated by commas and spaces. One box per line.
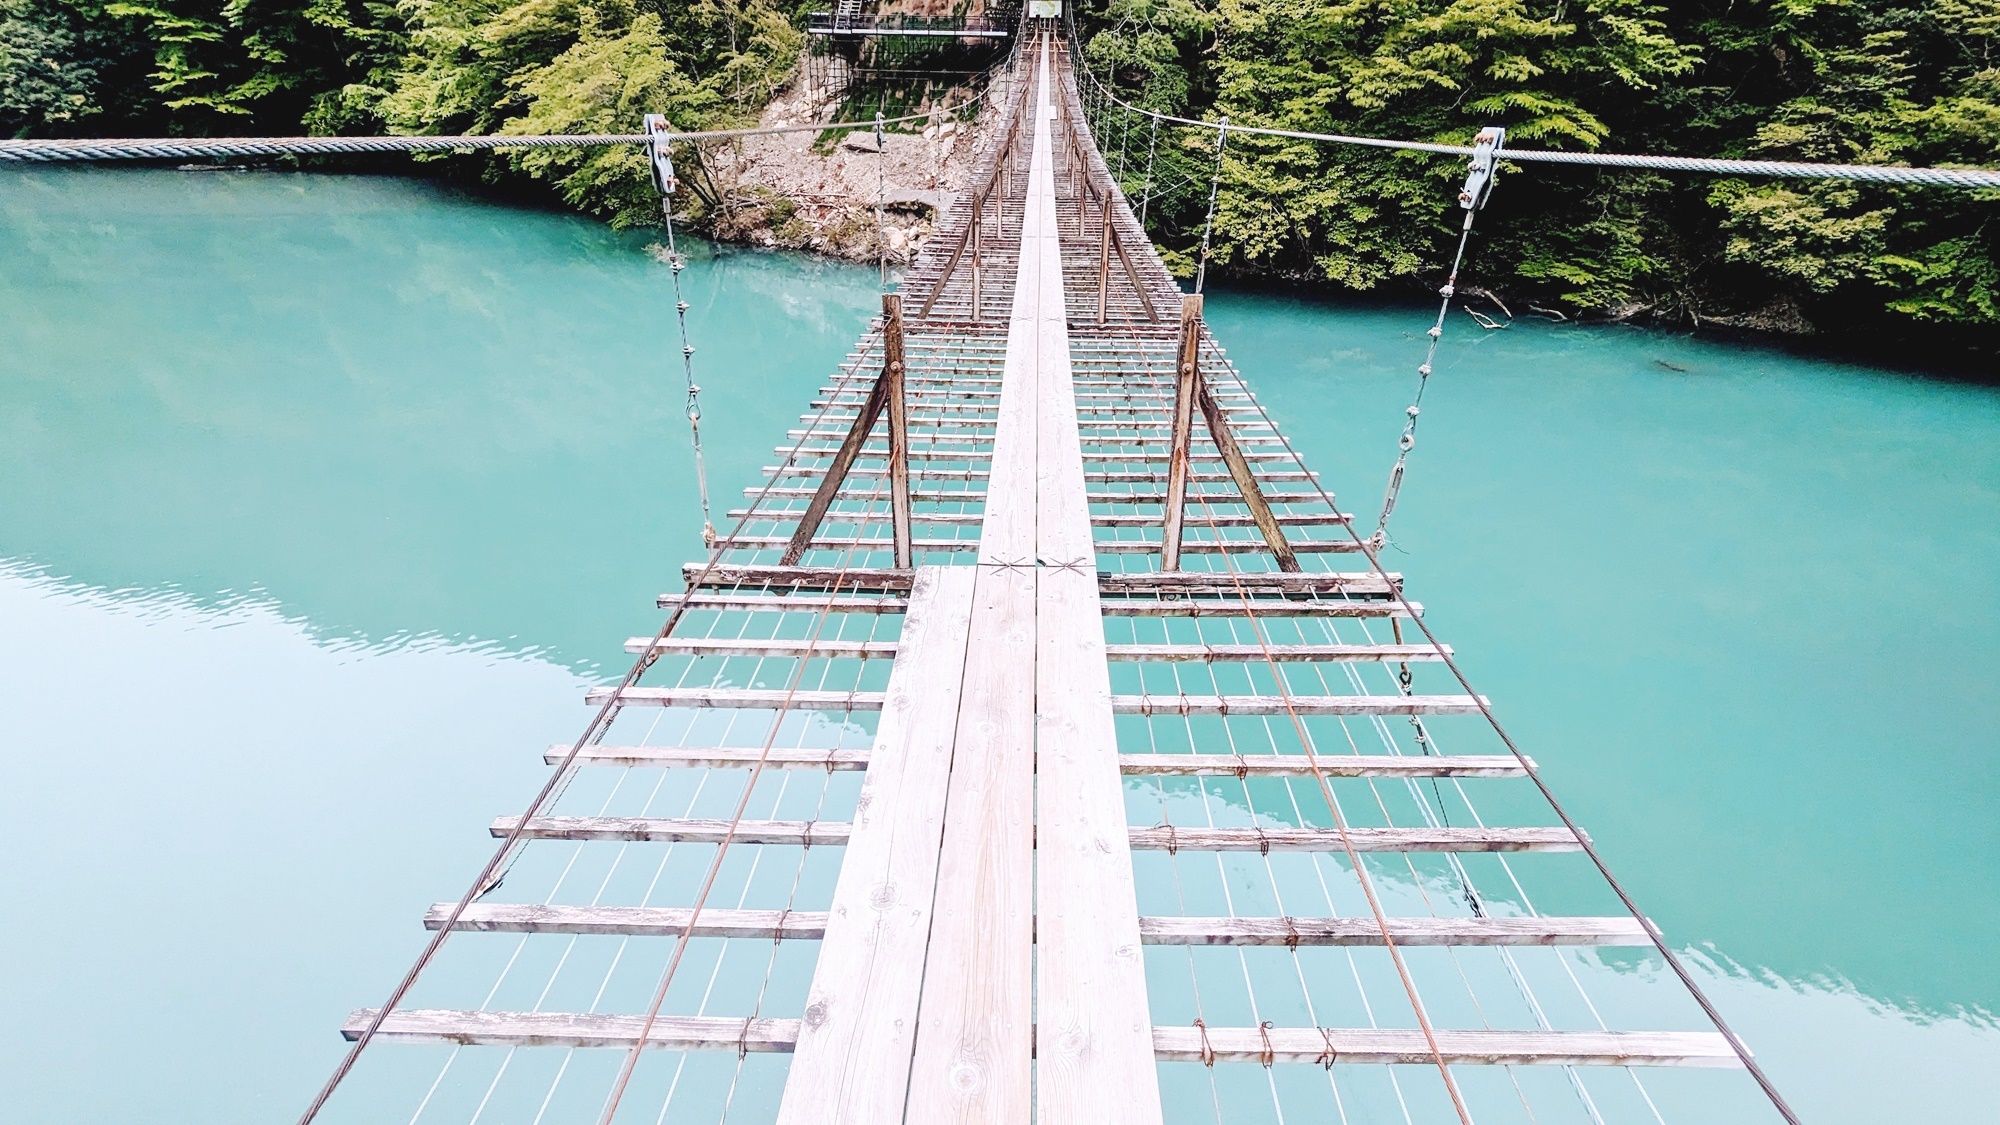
780, 322, 904, 566
882, 293, 912, 568
1197, 366, 1303, 572
1110, 222, 1157, 322
1096, 198, 1112, 324
1161, 295, 1202, 571
1161, 295, 1302, 572
971, 191, 982, 321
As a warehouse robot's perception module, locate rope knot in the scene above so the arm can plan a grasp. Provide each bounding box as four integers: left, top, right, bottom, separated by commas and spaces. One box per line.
1315, 1027, 1338, 1070
1258, 1020, 1275, 1068
1193, 1018, 1215, 1068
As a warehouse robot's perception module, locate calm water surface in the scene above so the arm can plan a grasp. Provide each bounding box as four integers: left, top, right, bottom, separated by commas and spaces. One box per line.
2, 168, 1994, 1122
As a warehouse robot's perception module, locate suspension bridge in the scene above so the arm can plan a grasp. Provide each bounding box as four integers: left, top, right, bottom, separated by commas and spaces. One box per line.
267, 25, 1808, 1125
8, 15, 1867, 1125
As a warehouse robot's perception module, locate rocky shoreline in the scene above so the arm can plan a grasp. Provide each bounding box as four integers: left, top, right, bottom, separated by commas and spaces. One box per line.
686, 76, 981, 266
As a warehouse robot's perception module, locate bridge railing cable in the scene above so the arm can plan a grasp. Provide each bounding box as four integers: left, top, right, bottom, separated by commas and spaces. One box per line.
1065, 34, 2000, 190
0, 101, 979, 163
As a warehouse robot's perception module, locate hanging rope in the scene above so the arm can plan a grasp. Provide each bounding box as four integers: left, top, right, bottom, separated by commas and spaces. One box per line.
659, 204, 718, 547
1138, 113, 1160, 226
1193, 117, 1228, 294
1375, 218, 1474, 544
875, 111, 889, 290
1374, 128, 1501, 544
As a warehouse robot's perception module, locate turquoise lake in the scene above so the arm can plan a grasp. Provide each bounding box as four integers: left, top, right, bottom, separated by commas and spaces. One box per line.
1, 167, 1994, 1122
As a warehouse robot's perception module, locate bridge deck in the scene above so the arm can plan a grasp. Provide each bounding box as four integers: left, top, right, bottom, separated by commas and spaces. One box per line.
329, 26, 1752, 1125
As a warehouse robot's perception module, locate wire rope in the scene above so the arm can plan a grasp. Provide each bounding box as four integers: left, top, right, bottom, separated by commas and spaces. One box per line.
1210, 314, 1806, 1125
1064, 40, 2000, 190
1184, 489, 1475, 1124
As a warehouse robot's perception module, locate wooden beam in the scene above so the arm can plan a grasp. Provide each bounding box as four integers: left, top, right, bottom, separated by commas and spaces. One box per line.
1098, 598, 1421, 618
678, 566, 1398, 597
1150, 1026, 1740, 1068
624, 637, 896, 660
1196, 358, 1302, 572
339, 1013, 1734, 1067
1128, 825, 1583, 852
1118, 753, 1526, 778
779, 355, 896, 566
544, 744, 872, 769
585, 686, 885, 711
656, 593, 909, 614
1106, 643, 1444, 662
541, 747, 1526, 778
491, 815, 852, 845
1111, 693, 1484, 716
1032, 88, 1164, 1119
342, 1009, 800, 1052
680, 562, 915, 592
882, 293, 914, 568
778, 567, 978, 1125
1160, 295, 1201, 573
1137, 915, 1649, 946
426, 902, 829, 939
1096, 571, 1396, 595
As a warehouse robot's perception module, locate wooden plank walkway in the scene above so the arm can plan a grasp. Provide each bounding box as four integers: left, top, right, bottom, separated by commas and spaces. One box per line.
320, 25, 1757, 1125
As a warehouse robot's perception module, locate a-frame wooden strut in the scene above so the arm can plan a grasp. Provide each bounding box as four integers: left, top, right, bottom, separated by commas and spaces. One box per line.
780, 292, 914, 568
1160, 293, 1301, 571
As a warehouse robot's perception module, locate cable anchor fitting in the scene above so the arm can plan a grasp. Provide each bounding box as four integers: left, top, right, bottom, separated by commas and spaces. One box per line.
643, 113, 677, 197
1459, 126, 1505, 212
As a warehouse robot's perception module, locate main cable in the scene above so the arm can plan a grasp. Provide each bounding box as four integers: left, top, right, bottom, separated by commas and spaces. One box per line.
1066, 34, 2000, 190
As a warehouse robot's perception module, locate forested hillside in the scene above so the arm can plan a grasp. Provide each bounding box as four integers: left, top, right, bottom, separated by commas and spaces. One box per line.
1077, 0, 2000, 335
5, 0, 1997, 338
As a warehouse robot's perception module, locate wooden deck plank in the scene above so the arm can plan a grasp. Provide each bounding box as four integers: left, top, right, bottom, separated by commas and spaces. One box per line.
1099, 599, 1420, 618
1137, 915, 1649, 946
1150, 1027, 1741, 1068
903, 41, 1044, 1125
625, 637, 897, 660
339, 1012, 1736, 1068
778, 566, 979, 1125
1111, 693, 1486, 715
341, 1009, 800, 1051
585, 687, 886, 711
1106, 643, 1445, 662
426, 903, 829, 939
1032, 45, 1163, 1120
1117, 753, 1528, 778
658, 593, 909, 614
490, 816, 851, 845
1128, 825, 1583, 852
544, 744, 872, 769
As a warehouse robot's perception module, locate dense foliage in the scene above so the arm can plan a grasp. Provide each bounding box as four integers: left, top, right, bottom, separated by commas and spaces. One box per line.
1078, 0, 2000, 331
5, 0, 1996, 333
1, 0, 799, 224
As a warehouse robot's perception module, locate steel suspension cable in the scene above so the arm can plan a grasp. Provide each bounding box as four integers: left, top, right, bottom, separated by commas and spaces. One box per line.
1066, 43, 2000, 190
1221, 332, 1807, 1125
1186, 488, 1476, 1125
295, 310, 894, 1125
0, 101, 986, 163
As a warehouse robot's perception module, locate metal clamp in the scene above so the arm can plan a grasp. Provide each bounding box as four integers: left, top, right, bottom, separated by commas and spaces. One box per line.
643, 113, 677, 196
1458, 126, 1505, 211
